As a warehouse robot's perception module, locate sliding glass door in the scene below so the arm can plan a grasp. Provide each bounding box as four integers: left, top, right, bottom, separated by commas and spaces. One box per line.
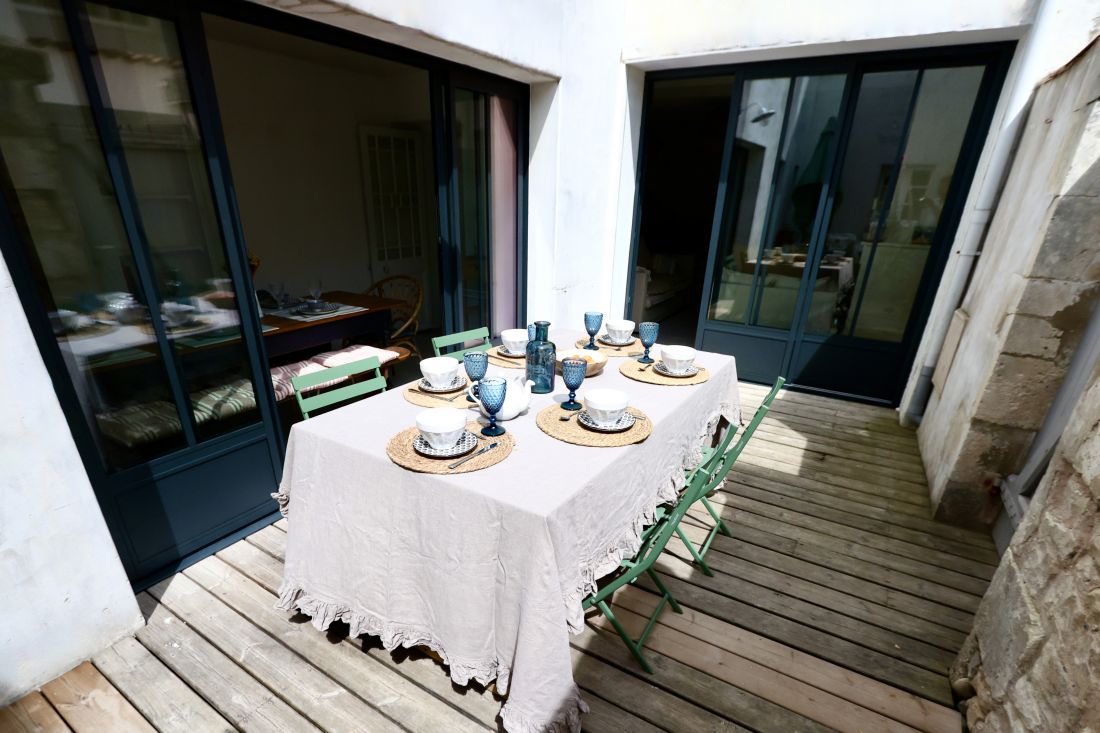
436, 72, 525, 336
0, 0, 281, 585
691, 46, 1011, 404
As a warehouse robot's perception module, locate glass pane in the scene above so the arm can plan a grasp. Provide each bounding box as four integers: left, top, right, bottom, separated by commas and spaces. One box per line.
805, 70, 919, 336
489, 96, 518, 335
849, 66, 984, 341
0, 0, 186, 470
87, 5, 260, 440
454, 88, 491, 331
707, 76, 784, 324
749, 75, 846, 330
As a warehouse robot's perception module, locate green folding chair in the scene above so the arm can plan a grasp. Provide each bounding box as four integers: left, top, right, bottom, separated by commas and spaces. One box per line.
662, 377, 786, 576
582, 466, 703, 674
431, 327, 492, 358
290, 356, 387, 420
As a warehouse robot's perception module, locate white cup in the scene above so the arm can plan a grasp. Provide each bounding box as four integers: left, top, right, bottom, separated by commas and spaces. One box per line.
501, 328, 529, 354
419, 356, 460, 389
584, 388, 629, 428
416, 407, 467, 449
49, 309, 81, 332
660, 345, 697, 375
605, 319, 635, 343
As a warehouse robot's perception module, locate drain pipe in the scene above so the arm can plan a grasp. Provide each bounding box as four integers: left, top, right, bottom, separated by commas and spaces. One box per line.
900, 115, 1024, 426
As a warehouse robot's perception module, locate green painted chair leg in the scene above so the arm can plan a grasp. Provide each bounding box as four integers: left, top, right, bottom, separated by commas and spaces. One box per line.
675, 525, 714, 576
597, 600, 653, 674
702, 496, 732, 537
645, 568, 682, 614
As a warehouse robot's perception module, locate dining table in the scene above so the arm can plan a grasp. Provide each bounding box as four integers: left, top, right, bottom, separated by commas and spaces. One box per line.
272, 329, 741, 732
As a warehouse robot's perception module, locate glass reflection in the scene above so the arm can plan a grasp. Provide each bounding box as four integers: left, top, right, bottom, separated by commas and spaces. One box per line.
87, 4, 260, 440
454, 88, 491, 331
849, 66, 984, 341
805, 70, 919, 336
0, 0, 185, 470
708, 74, 846, 330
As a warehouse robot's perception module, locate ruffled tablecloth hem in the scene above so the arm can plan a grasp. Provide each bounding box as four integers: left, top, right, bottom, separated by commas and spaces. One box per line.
561, 403, 736, 633
501, 696, 588, 733
277, 584, 512, 692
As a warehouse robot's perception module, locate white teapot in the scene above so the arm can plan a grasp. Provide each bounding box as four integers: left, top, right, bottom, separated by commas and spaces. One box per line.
467, 376, 534, 421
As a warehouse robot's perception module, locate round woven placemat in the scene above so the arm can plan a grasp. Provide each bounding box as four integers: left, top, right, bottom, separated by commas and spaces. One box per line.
138, 316, 215, 337
573, 338, 643, 357
618, 360, 710, 386
387, 421, 514, 474
488, 346, 525, 369
535, 404, 652, 447
403, 383, 472, 408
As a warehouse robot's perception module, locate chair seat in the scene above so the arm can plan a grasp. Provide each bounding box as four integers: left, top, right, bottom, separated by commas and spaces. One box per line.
312, 344, 400, 368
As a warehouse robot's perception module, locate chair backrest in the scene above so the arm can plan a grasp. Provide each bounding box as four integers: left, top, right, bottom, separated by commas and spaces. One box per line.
696, 376, 785, 476
633, 466, 711, 575
365, 275, 423, 339
702, 376, 785, 488
431, 327, 492, 358
291, 356, 387, 420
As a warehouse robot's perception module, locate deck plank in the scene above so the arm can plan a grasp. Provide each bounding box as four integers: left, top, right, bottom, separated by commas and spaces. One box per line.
40, 663, 153, 733
643, 566, 954, 705
149, 573, 408, 732
589, 601, 923, 733
680, 514, 976, 633
92, 637, 233, 733
614, 587, 962, 733
0, 692, 71, 733
725, 471, 993, 550
134, 593, 322, 733
675, 519, 968, 650
573, 619, 831, 733
185, 552, 493, 732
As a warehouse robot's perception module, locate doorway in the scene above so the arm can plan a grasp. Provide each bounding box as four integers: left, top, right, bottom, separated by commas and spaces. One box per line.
631, 46, 1013, 405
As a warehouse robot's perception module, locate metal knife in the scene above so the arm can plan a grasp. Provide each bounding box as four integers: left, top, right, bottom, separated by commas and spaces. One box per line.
449, 442, 498, 469
409, 387, 463, 402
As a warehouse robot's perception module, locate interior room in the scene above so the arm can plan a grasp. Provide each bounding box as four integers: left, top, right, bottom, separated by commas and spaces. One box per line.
204, 15, 440, 377
631, 76, 734, 346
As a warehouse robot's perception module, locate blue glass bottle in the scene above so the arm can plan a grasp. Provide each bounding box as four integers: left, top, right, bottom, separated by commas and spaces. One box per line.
525, 320, 556, 394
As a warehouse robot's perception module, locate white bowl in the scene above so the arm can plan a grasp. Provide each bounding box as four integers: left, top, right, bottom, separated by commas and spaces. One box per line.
605, 319, 635, 343
501, 328, 529, 354
415, 407, 467, 449
555, 348, 608, 377
660, 345, 697, 375
161, 302, 195, 327
584, 388, 629, 428
419, 356, 460, 389
50, 309, 81, 332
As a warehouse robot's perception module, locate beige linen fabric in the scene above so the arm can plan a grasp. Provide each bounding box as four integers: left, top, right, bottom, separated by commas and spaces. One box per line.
274, 331, 739, 732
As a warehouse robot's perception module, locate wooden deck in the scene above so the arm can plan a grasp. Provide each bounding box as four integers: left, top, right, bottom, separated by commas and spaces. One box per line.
2, 383, 999, 733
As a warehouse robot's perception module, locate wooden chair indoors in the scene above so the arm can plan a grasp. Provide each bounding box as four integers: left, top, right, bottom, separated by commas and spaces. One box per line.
365, 275, 423, 368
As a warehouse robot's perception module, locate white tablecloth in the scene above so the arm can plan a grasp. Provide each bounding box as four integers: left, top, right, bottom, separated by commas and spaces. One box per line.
274, 330, 740, 732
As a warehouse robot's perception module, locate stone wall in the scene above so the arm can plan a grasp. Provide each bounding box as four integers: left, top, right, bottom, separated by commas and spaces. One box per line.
918, 37, 1100, 527
954, 352, 1100, 731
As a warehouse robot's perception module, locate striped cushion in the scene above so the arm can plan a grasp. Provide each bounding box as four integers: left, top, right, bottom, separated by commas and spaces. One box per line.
270, 360, 346, 401
311, 344, 400, 368
96, 401, 182, 448
192, 378, 257, 422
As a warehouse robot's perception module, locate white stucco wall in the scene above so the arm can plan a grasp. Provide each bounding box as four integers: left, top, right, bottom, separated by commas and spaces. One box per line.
0, 257, 142, 706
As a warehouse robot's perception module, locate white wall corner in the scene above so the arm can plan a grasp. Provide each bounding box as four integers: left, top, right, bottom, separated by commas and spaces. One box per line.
526, 80, 560, 322
609, 65, 646, 319
0, 259, 142, 706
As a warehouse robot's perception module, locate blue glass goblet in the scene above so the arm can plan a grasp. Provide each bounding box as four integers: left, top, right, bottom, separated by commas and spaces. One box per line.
561, 358, 586, 411
463, 351, 488, 403
583, 311, 603, 351
527, 323, 537, 342
478, 377, 507, 437
638, 321, 659, 364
